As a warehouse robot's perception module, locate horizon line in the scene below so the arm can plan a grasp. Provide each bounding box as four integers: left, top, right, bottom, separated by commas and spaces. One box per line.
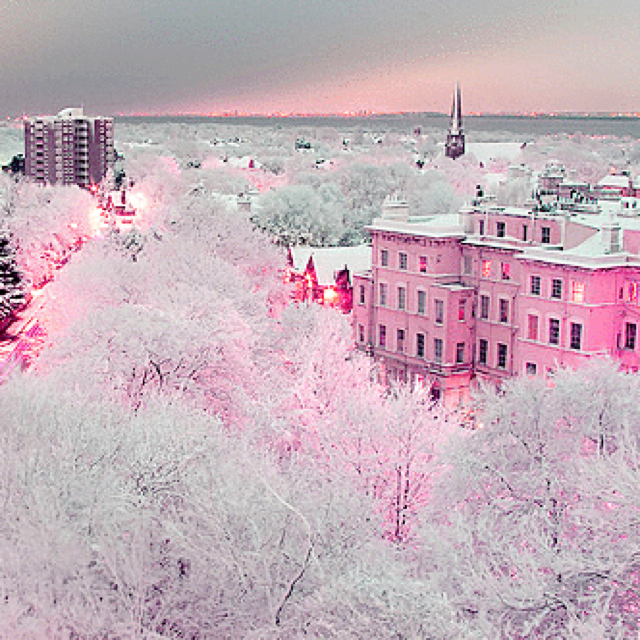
112, 110, 640, 119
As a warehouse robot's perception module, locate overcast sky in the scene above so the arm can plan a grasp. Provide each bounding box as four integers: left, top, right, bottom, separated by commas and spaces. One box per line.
2, 0, 639, 117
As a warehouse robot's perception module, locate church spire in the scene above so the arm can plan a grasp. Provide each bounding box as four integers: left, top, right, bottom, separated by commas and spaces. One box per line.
445, 81, 465, 159
450, 81, 462, 134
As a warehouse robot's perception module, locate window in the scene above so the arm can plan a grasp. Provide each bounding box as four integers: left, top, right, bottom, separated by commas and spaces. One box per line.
458, 299, 466, 321
481, 260, 492, 278
528, 314, 539, 340
479, 220, 485, 235
397, 286, 406, 310
501, 262, 511, 280
358, 324, 365, 343
530, 275, 541, 295
478, 339, 488, 365
419, 255, 427, 273
571, 281, 585, 303
463, 255, 472, 275
522, 224, 528, 242
397, 329, 405, 353
435, 299, 444, 324
379, 283, 388, 307
399, 252, 408, 270
434, 338, 443, 363
417, 290, 426, 315
456, 342, 465, 364
497, 343, 508, 369
526, 362, 537, 375
379, 324, 387, 347
499, 299, 509, 323
359, 285, 366, 305
570, 323, 582, 350
541, 226, 551, 244
625, 322, 637, 350
628, 282, 638, 303
551, 279, 563, 300
480, 295, 490, 320
381, 249, 388, 266
549, 318, 560, 345
496, 221, 506, 238
416, 333, 425, 358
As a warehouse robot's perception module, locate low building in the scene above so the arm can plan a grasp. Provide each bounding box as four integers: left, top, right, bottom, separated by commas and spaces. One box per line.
286, 245, 371, 313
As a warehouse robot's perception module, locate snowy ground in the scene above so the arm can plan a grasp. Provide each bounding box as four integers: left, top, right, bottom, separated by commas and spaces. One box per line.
465, 142, 526, 165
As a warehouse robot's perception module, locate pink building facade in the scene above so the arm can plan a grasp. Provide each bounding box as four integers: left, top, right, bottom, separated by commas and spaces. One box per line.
353, 197, 640, 405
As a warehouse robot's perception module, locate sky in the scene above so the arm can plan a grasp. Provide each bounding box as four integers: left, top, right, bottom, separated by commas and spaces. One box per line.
1, 0, 639, 118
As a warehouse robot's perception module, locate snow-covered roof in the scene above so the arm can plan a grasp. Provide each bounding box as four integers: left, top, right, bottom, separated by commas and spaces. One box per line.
369, 214, 465, 238
518, 240, 640, 269
598, 174, 631, 189
290, 245, 371, 285
57, 107, 84, 118
465, 142, 525, 165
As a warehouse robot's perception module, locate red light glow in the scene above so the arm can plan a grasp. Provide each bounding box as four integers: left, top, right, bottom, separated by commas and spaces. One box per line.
323, 287, 338, 305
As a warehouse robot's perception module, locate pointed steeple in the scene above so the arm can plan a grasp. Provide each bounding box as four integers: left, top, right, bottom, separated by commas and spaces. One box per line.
445, 82, 465, 159
450, 81, 462, 135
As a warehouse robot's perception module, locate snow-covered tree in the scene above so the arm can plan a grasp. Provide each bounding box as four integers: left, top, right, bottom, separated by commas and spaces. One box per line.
0, 234, 26, 322
420, 362, 640, 637
251, 183, 345, 246
1, 180, 94, 287
258, 304, 457, 543
0, 374, 468, 638
35, 175, 286, 428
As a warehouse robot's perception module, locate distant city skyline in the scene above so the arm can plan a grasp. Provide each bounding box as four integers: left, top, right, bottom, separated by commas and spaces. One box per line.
2, 0, 639, 119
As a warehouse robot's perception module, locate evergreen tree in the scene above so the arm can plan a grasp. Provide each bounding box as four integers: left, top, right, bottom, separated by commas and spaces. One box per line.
0, 234, 26, 322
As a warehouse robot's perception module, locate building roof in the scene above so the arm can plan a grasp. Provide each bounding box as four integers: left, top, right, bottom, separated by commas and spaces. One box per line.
598, 174, 631, 189
290, 244, 372, 285
465, 142, 525, 165
363, 186, 640, 271
518, 242, 640, 270
27, 108, 110, 124
368, 214, 466, 238
57, 107, 84, 118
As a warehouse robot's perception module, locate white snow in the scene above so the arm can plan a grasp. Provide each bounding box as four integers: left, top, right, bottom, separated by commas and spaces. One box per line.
290, 244, 371, 285
465, 142, 525, 165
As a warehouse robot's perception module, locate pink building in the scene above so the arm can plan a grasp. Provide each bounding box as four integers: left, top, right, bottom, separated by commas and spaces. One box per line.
353, 196, 640, 405
542, 163, 640, 202
24, 108, 114, 188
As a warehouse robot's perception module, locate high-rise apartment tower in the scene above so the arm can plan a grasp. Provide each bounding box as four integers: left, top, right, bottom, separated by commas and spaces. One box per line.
24, 108, 114, 188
